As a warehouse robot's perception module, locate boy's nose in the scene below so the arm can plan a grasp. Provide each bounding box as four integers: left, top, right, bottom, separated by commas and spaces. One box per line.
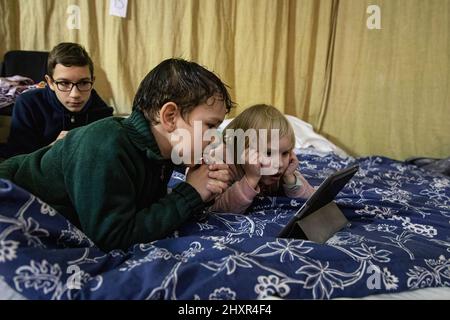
69, 86, 81, 97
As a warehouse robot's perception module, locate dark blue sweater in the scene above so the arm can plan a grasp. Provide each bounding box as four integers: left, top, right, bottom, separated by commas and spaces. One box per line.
0, 86, 113, 158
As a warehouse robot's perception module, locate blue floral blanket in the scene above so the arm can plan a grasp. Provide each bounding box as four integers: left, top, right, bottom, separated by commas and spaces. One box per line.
1, 151, 449, 299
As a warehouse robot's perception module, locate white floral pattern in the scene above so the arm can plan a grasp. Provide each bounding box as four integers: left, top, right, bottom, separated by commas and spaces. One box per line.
37, 199, 56, 216
209, 287, 236, 300
382, 267, 399, 290
0, 240, 19, 263
255, 275, 290, 299
297, 261, 345, 299
14, 260, 62, 295
0, 152, 449, 299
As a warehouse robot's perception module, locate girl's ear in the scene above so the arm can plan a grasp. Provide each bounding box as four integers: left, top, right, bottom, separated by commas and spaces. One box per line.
159, 102, 179, 133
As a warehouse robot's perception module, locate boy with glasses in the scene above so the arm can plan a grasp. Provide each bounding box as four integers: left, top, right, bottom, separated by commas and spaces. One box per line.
0, 42, 113, 158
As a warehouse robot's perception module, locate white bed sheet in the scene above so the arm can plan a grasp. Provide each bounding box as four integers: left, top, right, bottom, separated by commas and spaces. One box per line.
218, 115, 349, 158
338, 287, 450, 300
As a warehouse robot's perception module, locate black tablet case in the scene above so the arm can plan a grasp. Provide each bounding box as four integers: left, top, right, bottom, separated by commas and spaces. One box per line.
278, 165, 359, 243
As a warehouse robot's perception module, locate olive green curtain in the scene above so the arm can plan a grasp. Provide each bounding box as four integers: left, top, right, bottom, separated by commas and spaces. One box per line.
1, 0, 449, 159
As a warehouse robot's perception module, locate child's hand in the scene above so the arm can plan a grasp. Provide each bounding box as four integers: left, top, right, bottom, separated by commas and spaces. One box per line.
242, 149, 270, 188
186, 165, 214, 202
186, 164, 230, 202
50, 131, 68, 146
282, 151, 299, 185
207, 163, 232, 190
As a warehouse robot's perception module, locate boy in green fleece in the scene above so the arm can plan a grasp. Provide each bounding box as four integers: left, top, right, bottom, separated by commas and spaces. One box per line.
0, 58, 234, 251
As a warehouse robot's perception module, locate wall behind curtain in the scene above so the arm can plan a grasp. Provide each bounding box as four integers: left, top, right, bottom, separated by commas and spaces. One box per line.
0, 0, 449, 160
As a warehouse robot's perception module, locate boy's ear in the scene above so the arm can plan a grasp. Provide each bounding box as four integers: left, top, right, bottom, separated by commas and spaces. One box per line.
45, 75, 55, 91
159, 102, 179, 133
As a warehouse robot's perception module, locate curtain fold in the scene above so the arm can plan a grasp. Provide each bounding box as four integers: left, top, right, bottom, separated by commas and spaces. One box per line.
320, 0, 450, 159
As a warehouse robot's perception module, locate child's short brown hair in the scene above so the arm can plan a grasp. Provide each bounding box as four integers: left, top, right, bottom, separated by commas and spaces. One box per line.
47, 42, 94, 78
133, 58, 234, 125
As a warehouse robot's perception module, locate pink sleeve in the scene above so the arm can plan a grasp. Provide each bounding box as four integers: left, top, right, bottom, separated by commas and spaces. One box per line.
209, 176, 260, 214
283, 171, 316, 199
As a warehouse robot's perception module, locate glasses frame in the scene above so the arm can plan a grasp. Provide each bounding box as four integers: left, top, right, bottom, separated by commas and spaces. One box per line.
53, 79, 94, 92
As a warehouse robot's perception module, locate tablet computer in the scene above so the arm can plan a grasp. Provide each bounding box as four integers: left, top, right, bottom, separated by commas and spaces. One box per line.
278, 164, 359, 242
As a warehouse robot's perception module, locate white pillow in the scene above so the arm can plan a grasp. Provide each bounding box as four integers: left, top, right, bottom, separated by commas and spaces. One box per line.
218, 115, 348, 158
285, 115, 348, 158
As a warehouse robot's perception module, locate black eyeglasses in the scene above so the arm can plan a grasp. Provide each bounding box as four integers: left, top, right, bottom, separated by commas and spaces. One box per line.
53, 80, 94, 92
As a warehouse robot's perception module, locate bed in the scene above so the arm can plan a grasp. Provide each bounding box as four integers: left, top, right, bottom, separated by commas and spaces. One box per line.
0, 120, 449, 300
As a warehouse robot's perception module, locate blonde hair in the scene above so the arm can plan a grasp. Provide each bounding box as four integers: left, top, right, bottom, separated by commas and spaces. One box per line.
224, 104, 295, 149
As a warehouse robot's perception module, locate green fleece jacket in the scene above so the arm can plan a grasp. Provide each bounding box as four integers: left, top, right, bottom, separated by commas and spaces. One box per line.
0, 110, 205, 251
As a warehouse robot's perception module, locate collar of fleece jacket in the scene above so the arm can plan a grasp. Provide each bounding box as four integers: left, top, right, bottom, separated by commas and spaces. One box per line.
122, 110, 170, 164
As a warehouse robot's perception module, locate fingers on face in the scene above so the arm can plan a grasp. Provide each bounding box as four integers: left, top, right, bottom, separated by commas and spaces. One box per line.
208, 163, 229, 171
259, 154, 272, 167
208, 169, 231, 184
206, 179, 228, 194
